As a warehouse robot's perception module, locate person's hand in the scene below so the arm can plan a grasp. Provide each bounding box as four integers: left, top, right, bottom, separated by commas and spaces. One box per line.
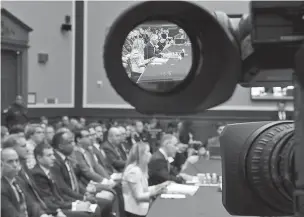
187, 155, 200, 165
84, 193, 96, 203
86, 181, 97, 193
152, 185, 166, 196
198, 147, 207, 156
159, 181, 171, 188
106, 180, 116, 188
101, 178, 116, 188
179, 173, 195, 182
187, 148, 197, 157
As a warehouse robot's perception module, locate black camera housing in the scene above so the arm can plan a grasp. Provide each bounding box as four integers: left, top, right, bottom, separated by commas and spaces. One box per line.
221, 121, 294, 216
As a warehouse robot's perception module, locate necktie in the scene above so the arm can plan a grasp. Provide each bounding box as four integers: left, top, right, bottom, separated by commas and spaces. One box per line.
83, 149, 94, 170
12, 181, 28, 217
20, 169, 47, 210
167, 161, 171, 172
65, 158, 79, 193
91, 151, 110, 179
47, 171, 65, 202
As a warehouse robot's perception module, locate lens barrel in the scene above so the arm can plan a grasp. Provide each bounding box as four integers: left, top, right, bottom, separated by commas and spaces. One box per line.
246, 123, 294, 214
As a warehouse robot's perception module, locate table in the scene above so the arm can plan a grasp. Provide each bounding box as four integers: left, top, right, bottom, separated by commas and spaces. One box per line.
137, 44, 192, 92
147, 159, 236, 217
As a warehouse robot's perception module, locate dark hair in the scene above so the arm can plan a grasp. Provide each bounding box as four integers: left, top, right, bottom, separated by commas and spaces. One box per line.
161, 33, 167, 39
51, 132, 66, 149
9, 124, 25, 134
34, 142, 52, 160
74, 129, 85, 143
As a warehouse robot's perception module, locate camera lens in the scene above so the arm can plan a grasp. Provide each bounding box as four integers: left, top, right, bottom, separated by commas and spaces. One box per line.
245, 123, 294, 214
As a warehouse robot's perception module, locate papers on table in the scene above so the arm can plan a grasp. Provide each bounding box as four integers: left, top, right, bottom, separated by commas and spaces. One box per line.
194, 183, 220, 187
151, 58, 169, 64
161, 194, 186, 199
166, 183, 199, 196
88, 204, 98, 213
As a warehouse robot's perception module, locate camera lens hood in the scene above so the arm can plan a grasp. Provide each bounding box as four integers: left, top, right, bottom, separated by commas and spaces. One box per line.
104, 1, 241, 114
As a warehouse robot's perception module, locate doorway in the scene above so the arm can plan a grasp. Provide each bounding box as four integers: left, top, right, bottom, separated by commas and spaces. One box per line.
1, 49, 18, 111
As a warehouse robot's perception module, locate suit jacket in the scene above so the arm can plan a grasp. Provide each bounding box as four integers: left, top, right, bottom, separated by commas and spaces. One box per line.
74, 146, 106, 185
144, 42, 161, 60
18, 161, 56, 215
117, 144, 128, 161
148, 150, 184, 186
51, 151, 85, 200
103, 141, 126, 172
91, 145, 113, 178
31, 164, 72, 211
1, 177, 44, 217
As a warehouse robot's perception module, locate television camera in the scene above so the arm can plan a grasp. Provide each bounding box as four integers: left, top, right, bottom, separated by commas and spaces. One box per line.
103, 1, 304, 216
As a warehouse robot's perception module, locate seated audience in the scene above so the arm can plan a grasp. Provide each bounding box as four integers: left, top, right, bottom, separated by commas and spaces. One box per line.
74, 129, 115, 187
1, 148, 50, 217
50, 131, 115, 217
122, 141, 169, 217
2, 134, 59, 216
32, 142, 101, 217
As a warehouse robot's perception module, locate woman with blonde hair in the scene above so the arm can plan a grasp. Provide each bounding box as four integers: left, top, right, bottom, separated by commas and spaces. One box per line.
122, 141, 170, 217
129, 48, 155, 83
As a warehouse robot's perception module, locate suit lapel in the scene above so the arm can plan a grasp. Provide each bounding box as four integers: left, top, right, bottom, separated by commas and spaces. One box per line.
2, 177, 20, 209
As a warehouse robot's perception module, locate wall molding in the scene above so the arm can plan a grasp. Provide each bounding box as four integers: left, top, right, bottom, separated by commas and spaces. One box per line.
28, 0, 76, 108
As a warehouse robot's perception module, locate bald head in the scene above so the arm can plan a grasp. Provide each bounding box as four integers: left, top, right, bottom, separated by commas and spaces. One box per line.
107, 127, 121, 145
2, 148, 18, 161
1, 148, 20, 179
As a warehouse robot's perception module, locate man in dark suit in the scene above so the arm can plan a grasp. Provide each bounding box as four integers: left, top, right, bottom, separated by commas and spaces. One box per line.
144, 34, 162, 60
32, 142, 101, 217
2, 134, 59, 216
1, 148, 49, 217
74, 129, 115, 186
50, 131, 115, 217
91, 142, 116, 177
148, 134, 185, 186
103, 127, 126, 172
116, 126, 128, 161
86, 124, 109, 168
